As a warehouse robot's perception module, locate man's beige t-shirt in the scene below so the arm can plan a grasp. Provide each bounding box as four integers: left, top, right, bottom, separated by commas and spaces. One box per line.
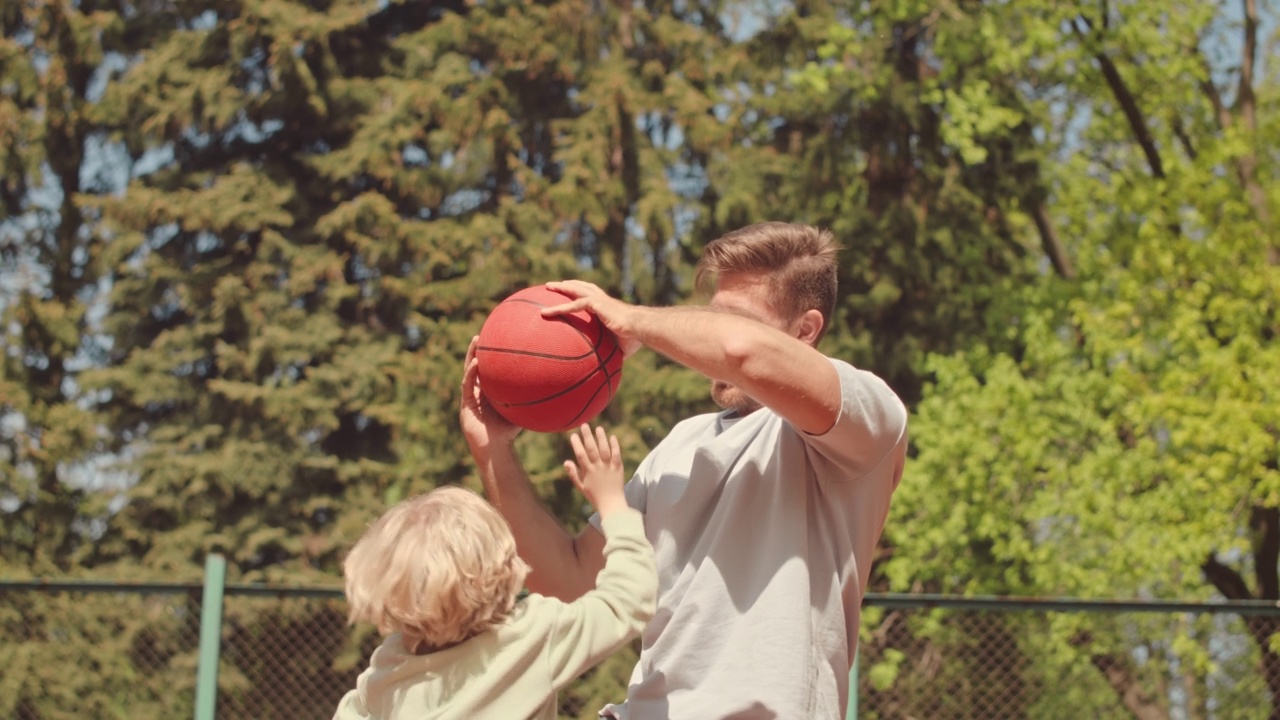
333, 509, 656, 720
590, 358, 907, 720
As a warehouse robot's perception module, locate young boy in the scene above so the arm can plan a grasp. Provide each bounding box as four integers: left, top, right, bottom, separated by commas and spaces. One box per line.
333, 423, 656, 720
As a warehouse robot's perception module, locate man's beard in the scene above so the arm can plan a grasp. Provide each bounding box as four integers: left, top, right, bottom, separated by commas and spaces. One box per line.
710, 380, 761, 416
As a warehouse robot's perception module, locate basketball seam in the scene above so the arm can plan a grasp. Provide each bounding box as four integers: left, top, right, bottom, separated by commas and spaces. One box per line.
476, 296, 596, 360
559, 335, 623, 428
494, 332, 617, 409
475, 345, 596, 361
562, 374, 612, 428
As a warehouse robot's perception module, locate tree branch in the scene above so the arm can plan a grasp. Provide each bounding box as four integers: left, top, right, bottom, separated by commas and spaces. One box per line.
1072, 631, 1169, 720
1202, 553, 1254, 600
1237, 0, 1258, 129
1198, 53, 1231, 130
1170, 116, 1197, 161
1071, 17, 1164, 179
1253, 505, 1280, 600
1233, 0, 1274, 264
1031, 201, 1076, 279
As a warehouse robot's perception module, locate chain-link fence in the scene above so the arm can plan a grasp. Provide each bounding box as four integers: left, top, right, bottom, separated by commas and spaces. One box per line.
855, 596, 1280, 720
0, 573, 630, 720
3, 574, 1278, 719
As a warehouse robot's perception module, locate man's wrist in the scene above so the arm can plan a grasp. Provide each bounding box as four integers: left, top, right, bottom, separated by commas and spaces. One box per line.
468, 436, 516, 464
624, 304, 659, 343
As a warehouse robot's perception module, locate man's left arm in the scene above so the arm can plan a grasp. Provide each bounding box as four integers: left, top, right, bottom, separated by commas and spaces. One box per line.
648, 307, 907, 473
537, 280, 905, 450
627, 305, 845, 435
542, 282, 845, 432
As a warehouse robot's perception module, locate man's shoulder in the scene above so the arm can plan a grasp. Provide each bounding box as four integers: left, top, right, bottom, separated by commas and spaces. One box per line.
823, 354, 892, 386
831, 355, 900, 390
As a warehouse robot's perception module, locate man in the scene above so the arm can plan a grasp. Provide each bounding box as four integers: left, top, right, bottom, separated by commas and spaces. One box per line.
459, 221, 908, 719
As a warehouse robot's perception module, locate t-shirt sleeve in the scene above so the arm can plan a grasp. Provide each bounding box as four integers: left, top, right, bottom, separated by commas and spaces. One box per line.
542, 508, 658, 687
802, 358, 908, 480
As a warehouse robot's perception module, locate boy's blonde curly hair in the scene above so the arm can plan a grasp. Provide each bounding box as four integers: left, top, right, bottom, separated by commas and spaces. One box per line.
342, 486, 530, 651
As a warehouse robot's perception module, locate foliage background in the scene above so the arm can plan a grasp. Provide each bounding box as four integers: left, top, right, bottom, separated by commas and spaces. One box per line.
1, 0, 1277, 716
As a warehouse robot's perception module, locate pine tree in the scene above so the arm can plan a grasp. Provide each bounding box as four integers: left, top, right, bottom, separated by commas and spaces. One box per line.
0, 3, 210, 716
82, 0, 730, 710
0, 0, 127, 575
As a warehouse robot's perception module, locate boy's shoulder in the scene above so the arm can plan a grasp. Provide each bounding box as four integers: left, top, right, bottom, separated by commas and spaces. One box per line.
511, 592, 567, 614
499, 593, 565, 631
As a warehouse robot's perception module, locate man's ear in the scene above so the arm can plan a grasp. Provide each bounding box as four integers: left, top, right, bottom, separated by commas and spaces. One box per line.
794, 309, 824, 346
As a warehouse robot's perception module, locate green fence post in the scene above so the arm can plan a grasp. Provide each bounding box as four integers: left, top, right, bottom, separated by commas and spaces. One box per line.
194, 553, 227, 720
846, 647, 859, 720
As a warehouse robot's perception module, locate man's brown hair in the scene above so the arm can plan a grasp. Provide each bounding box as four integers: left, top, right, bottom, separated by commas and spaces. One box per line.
696, 221, 840, 339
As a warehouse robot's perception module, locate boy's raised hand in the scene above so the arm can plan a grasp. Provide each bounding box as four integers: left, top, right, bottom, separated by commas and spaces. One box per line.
564, 424, 627, 519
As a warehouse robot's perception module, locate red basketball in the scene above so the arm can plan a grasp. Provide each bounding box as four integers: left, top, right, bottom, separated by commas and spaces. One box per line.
475, 285, 625, 433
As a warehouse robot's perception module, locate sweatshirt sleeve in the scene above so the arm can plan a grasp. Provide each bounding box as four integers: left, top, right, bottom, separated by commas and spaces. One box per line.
543, 507, 658, 687
331, 637, 390, 719
331, 683, 371, 719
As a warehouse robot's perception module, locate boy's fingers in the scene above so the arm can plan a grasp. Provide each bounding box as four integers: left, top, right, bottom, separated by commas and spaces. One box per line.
578, 423, 601, 462
569, 432, 587, 463
609, 435, 622, 464
564, 460, 583, 490
594, 426, 609, 458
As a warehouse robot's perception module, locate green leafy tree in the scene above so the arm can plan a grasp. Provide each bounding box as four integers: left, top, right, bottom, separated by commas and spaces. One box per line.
888, 0, 1280, 716
750, 0, 1051, 404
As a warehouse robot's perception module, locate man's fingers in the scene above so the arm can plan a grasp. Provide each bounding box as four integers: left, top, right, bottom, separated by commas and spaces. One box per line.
462, 357, 479, 398
542, 280, 607, 316
545, 280, 602, 297
543, 280, 575, 296
540, 299, 590, 318
462, 336, 481, 401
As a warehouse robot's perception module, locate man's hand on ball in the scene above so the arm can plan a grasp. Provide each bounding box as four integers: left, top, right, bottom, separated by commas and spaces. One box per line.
541, 280, 644, 357
460, 336, 521, 451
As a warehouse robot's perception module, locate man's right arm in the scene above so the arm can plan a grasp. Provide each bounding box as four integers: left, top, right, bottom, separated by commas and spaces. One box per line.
474, 441, 607, 602
461, 336, 607, 602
